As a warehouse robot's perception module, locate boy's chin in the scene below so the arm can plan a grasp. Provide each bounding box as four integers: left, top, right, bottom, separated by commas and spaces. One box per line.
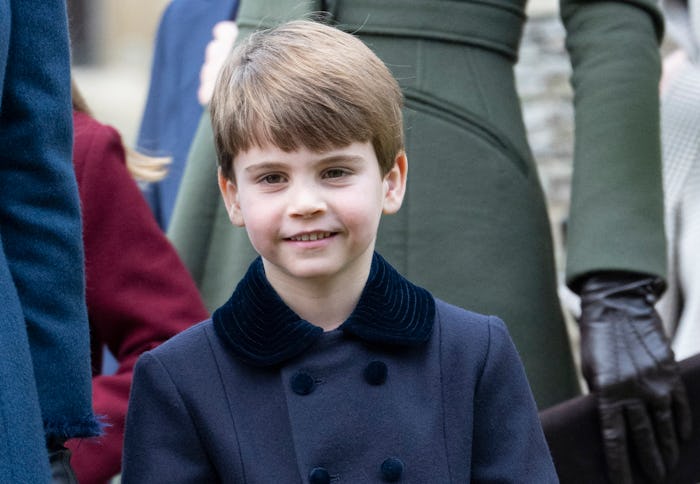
263, 256, 368, 284
274, 263, 341, 281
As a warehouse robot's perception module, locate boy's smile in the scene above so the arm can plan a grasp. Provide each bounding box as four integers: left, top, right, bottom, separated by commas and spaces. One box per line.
218, 141, 406, 301
286, 231, 334, 244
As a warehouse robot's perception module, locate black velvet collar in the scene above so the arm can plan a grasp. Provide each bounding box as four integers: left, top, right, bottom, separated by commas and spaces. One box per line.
213, 252, 435, 367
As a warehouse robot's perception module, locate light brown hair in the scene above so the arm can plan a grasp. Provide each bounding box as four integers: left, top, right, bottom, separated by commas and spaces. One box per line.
211, 20, 404, 180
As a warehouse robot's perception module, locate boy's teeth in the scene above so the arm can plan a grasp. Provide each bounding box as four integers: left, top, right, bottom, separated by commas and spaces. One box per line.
293, 232, 329, 241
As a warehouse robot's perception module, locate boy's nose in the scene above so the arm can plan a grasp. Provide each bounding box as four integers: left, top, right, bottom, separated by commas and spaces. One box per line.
287, 183, 326, 218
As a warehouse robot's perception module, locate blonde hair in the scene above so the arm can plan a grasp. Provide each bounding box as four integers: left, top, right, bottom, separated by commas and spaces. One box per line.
211, 20, 404, 180
71, 79, 170, 182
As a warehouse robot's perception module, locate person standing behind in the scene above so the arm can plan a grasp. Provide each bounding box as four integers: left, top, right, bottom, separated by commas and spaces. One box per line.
65, 81, 210, 484
0, 1, 100, 482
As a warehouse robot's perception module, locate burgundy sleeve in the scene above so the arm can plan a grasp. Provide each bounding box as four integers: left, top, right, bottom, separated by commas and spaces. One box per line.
66, 112, 210, 483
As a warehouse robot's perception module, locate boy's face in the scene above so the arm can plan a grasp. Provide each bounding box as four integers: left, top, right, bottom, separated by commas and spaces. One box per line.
218, 141, 406, 286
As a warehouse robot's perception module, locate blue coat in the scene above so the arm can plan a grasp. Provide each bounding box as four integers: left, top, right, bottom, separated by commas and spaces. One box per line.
123, 254, 557, 482
0, 1, 99, 481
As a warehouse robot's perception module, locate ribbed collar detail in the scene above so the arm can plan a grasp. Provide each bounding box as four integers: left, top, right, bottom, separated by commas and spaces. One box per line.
213, 252, 435, 367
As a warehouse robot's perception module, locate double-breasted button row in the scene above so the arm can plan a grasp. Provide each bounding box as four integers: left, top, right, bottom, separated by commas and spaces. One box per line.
307, 457, 404, 483
291, 360, 389, 395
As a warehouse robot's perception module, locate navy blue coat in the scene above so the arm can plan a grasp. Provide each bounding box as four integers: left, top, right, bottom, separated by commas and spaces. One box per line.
0, 0, 99, 481
123, 254, 557, 482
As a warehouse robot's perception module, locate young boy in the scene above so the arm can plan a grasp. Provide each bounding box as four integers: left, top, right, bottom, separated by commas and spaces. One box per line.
122, 20, 558, 482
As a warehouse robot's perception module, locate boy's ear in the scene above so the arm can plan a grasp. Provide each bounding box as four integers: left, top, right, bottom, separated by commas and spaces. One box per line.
217, 168, 245, 227
382, 151, 408, 214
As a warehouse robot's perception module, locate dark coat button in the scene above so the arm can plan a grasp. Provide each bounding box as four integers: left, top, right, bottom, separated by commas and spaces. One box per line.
291, 371, 315, 395
308, 466, 331, 484
364, 360, 388, 385
381, 457, 404, 481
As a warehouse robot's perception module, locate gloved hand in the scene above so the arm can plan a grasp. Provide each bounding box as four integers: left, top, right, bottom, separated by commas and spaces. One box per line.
578, 272, 692, 484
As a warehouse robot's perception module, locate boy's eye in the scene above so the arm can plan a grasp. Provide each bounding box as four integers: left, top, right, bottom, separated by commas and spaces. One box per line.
323, 168, 348, 179
260, 173, 286, 184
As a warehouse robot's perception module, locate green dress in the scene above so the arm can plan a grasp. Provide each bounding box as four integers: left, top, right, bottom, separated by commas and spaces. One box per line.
169, 0, 666, 409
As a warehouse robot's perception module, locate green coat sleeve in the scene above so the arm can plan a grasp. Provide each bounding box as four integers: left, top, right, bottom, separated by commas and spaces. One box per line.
561, 0, 667, 288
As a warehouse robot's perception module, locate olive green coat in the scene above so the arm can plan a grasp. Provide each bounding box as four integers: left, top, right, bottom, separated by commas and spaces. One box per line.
168, 0, 666, 408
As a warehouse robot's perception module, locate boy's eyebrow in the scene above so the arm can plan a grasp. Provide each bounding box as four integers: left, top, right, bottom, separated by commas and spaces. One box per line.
317, 154, 365, 165
244, 154, 366, 173
244, 162, 286, 173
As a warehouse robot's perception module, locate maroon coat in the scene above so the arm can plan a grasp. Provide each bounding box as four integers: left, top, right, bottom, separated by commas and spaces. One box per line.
66, 111, 209, 483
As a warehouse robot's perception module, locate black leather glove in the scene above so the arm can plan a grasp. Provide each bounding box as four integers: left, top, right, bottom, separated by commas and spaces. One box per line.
578, 272, 692, 484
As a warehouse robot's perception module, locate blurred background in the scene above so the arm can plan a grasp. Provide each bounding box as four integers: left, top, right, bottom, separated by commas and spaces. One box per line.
69, 0, 170, 145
